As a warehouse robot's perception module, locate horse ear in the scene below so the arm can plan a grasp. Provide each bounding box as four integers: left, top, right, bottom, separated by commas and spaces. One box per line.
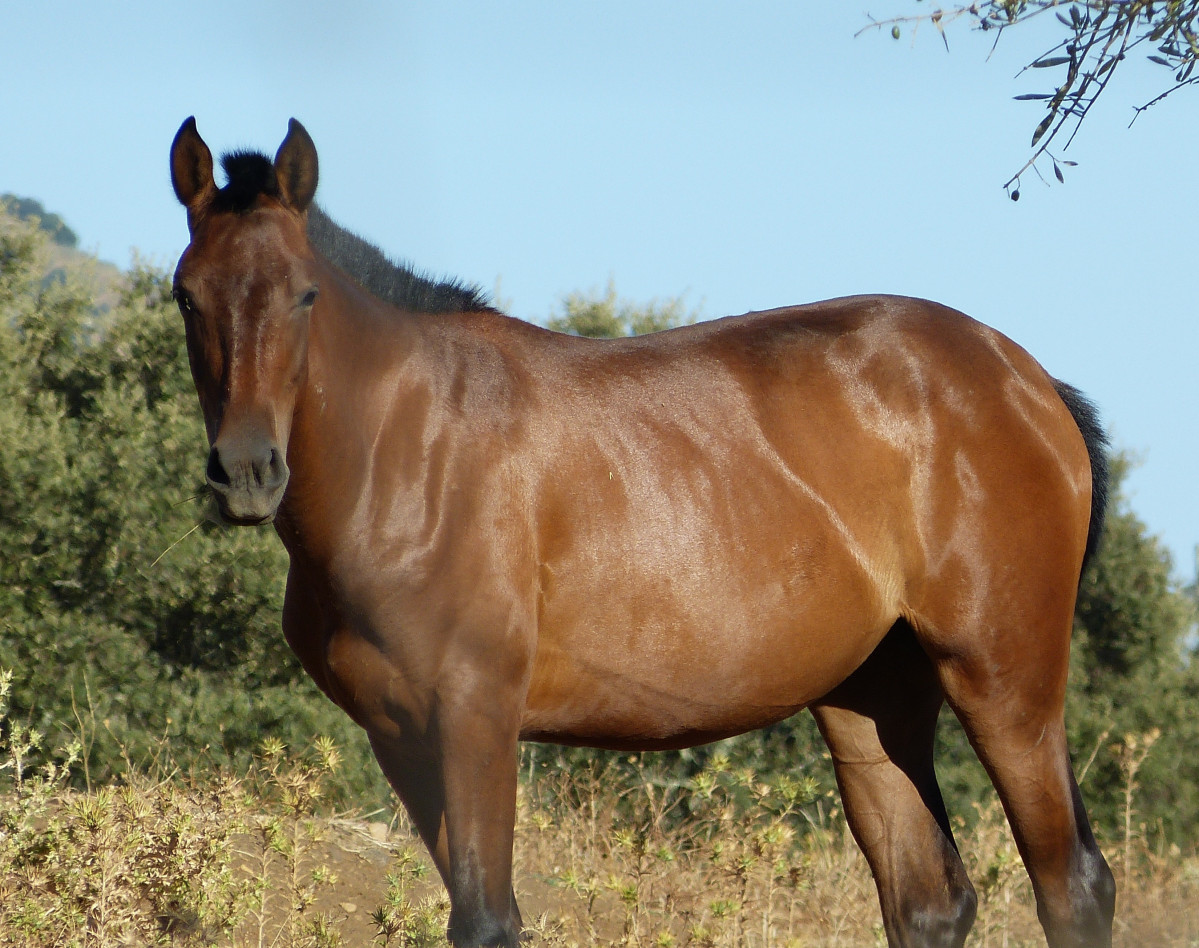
170, 117, 215, 210
274, 119, 319, 212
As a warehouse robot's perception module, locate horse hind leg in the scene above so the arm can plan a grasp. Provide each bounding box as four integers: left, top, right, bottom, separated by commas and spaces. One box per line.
812, 621, 977, 948
913, 579, 1115, 948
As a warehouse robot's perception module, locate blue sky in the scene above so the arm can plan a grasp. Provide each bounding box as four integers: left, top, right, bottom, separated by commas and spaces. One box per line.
5, 2, 1195, 581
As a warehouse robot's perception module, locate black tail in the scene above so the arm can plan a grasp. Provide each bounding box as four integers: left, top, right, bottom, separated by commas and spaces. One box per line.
1052, 379, 1110, 573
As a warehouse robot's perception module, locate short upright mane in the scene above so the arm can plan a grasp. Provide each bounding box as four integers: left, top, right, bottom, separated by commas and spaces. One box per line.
307, 206, 491, 315
216, 150, 491, 315
215, 151, 281, 213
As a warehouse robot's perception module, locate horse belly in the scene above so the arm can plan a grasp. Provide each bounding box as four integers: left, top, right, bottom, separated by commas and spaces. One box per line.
520, 546, 895, 749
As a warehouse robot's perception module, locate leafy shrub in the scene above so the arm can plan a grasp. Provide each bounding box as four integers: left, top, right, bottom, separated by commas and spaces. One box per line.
0, 208, 389, 808
2, 200, 1197, 852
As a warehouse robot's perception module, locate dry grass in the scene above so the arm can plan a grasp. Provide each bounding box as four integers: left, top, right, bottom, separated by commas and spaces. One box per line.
514, 755, 1199, 948
2, 670, 1197, 947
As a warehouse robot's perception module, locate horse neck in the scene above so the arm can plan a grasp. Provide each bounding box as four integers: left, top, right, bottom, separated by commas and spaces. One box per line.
275, 263, 431, 563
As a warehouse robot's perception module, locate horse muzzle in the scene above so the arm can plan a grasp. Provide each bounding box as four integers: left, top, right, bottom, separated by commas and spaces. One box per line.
205, 437, 290, 526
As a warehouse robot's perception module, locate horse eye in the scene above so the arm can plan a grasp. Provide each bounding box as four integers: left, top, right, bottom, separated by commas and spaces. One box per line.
300, 288, 319, 308
173, 289, 195, 316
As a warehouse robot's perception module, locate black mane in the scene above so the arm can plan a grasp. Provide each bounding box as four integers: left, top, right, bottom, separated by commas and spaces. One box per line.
216, 150, 491, 315
307, 206, 491, 315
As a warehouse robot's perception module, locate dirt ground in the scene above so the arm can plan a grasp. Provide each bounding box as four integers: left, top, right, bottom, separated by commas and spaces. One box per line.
240, 815, 576, 947
253, 814, 1199, 948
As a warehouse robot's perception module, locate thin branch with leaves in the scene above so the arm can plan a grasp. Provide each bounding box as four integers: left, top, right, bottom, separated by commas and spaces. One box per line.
862, 1, 1199, 196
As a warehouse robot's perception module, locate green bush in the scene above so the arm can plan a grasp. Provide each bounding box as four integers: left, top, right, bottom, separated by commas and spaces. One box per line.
0, 209, 389, 808
2, 204, 1195, 845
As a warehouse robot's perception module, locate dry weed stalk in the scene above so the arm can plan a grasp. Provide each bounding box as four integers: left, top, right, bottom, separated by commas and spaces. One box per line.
235, 735, 345, 948
1, 670, 249, 946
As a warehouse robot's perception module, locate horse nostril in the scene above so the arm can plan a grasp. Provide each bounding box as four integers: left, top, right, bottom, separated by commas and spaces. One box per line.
266, 448, 288, 488
250, 447, 279, 488
206, 446, 231, 488
207, 441, 288, 495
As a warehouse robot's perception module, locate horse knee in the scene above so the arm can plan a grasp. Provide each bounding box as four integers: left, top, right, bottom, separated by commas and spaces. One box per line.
1076, 843, 1116, 922
1088, 852, 1117, 925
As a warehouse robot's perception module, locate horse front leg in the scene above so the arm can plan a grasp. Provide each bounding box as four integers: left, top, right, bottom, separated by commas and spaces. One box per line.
369, 696, 523, 948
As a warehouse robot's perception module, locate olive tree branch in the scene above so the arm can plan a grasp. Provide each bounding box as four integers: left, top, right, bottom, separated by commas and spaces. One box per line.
861, 2, 1199, 193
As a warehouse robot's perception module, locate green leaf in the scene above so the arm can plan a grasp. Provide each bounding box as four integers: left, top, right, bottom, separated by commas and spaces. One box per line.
1031, 114, 1054, 147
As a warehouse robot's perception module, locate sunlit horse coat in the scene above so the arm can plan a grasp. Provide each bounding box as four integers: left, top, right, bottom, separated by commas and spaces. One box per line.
170, 117, 1115, 948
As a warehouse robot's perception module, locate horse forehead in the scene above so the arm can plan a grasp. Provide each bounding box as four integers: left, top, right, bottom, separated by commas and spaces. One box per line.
185, 209, 312, 286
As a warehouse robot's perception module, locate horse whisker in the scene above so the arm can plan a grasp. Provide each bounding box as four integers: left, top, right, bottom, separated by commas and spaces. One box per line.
171, 490, 210, 509
149, 520, 204, 568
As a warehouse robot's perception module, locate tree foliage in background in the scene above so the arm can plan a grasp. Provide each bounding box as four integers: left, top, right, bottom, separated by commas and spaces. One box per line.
546, 279, 698, 338
1, 194, 77, 248
866, 2, 1199, 195
3, 204, 1197, 842
1067, 453, 1199, 833
0, 207, 390, 807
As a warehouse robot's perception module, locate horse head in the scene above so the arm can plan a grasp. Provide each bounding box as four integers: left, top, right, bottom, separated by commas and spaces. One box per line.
170, 117, 320, 524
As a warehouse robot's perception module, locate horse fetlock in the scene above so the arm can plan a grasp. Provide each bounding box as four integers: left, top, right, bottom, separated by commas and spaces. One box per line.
1038, 846, 1115, 948
446, 906, 520, 948
894, 881, 977, 948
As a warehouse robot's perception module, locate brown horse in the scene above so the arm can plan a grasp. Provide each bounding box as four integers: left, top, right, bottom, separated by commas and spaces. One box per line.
170, 117, 1115, 948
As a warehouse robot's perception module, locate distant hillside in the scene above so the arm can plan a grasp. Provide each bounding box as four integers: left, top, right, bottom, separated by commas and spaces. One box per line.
1, 194, 78, 247
1, 193, 125, 317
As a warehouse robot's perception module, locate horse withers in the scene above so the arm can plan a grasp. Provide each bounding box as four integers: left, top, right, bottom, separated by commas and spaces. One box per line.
170, 117, 1115, 948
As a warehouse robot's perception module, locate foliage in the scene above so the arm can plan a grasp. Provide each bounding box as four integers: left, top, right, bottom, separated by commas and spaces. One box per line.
3, 194, 1198, 892
865, 2, 1199, 194
371, 848, 447, 947
0, 668, 248, 946
0, 207, 389, 808
0, 672, 387, 948
545, 279, 697, 338
236, 735, 348, 948
1067, 453, 1199, 835
518, 750, 1199, 947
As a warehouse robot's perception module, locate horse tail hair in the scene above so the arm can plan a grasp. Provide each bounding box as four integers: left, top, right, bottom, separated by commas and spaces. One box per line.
1052, 379, 1110, 575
